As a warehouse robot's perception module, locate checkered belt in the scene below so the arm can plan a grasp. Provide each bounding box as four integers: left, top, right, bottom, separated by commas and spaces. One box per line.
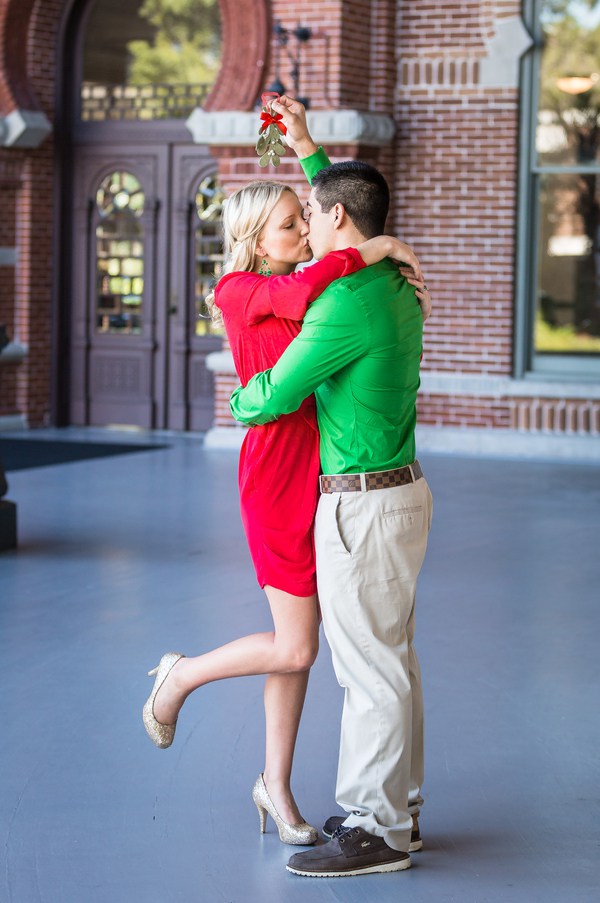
319, 460, 423, 494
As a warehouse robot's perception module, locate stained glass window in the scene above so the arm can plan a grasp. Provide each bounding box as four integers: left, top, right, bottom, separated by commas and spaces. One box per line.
95, 172, 145, 334
194, 175, 225, 337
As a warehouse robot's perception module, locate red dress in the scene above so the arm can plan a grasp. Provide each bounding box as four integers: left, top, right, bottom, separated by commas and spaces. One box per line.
215, 249, 365, 597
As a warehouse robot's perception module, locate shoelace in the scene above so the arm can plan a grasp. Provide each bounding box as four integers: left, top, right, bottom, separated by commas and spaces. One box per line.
333, 824, 359, 842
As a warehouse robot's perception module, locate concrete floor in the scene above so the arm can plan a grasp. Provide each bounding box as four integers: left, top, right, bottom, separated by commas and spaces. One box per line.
0, 431, 599, 903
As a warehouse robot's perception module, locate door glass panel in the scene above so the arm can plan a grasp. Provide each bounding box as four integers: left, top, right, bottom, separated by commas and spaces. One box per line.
81, 0, 222, 120
96, 171, 145, 334
194, 175, 225, 337
535, 171, 600, 353
536, 1, 600, 167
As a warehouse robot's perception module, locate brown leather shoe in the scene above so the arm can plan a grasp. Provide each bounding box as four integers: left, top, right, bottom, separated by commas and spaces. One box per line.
287, 825, 411, 877
322, 813, 423, 852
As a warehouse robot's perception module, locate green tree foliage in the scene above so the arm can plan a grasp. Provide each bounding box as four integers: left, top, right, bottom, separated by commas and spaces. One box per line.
127, 0, 221, 85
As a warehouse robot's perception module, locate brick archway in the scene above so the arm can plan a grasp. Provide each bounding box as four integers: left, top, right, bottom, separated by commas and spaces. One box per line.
204, 0, 270, 111
0, 0, 270, 119
0, 0, 39, 114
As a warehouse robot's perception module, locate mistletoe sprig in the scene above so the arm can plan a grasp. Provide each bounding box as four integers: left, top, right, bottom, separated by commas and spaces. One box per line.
256, 92, 287, 167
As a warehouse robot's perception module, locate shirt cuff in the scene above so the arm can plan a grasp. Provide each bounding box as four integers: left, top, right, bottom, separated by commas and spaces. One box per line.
299, 147, 332, 184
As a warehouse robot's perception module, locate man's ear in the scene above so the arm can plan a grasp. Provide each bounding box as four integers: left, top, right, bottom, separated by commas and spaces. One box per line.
331, 203, 346, 230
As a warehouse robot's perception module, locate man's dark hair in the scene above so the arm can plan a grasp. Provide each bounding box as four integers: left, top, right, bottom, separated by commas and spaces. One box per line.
311, 160, 390, 238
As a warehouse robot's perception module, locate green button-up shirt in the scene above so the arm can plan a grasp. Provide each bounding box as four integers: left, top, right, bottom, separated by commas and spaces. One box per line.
229, 148, 423, 475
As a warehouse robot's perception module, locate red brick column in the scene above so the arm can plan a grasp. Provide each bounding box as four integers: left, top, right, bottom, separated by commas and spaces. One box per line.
0, 154, 22, 417
0, 0, 61, 425
394, 1, 521, 428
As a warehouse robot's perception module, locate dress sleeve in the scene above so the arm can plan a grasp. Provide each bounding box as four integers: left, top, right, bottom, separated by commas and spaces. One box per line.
215, 248, 365, 326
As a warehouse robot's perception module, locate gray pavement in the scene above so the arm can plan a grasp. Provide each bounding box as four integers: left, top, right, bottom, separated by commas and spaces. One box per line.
1, 431, 599, 902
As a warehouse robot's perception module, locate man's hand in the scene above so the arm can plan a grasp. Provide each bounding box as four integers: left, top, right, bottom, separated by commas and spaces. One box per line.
272, 96, 318, 159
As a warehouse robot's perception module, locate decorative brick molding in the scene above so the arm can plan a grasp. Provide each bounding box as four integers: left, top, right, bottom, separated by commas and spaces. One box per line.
510, 399, 600, 435
417, 373, 600, 435
398, 9, 532, 91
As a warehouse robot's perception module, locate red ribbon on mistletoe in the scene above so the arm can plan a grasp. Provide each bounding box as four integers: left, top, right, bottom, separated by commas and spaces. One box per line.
259, 92, 287, 134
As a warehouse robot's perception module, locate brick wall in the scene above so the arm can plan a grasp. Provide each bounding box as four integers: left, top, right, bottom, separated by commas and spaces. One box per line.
394, 0, 521, 428
210, 0, 522, 431
0, 0, 61, 425
0, 0, 597, 435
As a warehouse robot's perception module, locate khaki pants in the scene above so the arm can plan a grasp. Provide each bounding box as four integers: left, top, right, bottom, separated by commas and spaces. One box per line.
315, 469, 433, 852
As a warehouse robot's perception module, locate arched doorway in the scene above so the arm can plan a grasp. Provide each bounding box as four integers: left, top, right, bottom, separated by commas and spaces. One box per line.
66, 0, 226, 430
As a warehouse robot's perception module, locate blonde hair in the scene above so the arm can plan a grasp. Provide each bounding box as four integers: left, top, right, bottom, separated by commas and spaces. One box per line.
205, 180, 294, 326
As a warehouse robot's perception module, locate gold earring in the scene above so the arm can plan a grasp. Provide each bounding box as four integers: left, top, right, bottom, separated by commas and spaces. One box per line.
259, 258, 272, 276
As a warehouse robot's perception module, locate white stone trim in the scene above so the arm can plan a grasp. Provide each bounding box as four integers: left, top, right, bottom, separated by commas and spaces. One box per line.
206, 353, 600, 400
203, 425, 247, 449
205, 350, 237, 374
0, 341, 28, 363
0, 247, 17, 266
0, 109, 52, 148
416, 425, 600, 464
480, 16, 534, 88
420, 371, 600, 401
186, 109, 395, 147
0, 415, 27, 432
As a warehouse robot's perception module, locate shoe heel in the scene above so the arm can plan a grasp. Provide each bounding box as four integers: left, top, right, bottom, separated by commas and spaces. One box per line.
255, 801, 267, 834
148, 666, 159, 677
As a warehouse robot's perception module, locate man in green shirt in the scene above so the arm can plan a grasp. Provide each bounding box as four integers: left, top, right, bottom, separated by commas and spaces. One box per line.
230, 98, 433, 878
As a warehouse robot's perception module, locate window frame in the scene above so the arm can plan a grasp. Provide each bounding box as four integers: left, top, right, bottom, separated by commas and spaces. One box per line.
516, 0, 600, 381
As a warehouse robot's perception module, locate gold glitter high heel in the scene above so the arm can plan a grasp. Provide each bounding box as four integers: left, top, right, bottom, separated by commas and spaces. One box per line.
142, 652, 184, 749
251, 774, 318, 845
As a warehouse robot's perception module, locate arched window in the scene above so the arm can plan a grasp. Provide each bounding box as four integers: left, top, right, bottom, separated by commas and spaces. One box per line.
520, 0, 600, 376
95, 171, 145, 333
81, 0, 222, 121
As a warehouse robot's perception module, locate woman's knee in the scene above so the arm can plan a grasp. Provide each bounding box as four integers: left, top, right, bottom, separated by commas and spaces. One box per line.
277, 636, 319, 672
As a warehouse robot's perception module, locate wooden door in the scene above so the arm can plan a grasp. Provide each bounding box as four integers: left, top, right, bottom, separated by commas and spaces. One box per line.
69, 143, 222, 431
166, 146, 224, 431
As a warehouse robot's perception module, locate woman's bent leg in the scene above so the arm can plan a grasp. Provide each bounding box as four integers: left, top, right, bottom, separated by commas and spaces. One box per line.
152, 587, 319, 732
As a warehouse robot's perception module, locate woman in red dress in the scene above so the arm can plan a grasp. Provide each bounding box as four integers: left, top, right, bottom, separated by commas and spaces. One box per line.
143, 180, 427, 843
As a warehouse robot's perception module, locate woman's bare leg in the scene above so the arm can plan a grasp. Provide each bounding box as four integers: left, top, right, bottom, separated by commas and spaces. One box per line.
263, 670, 310, 824
261, 587, 319, 824
152, 586, 319, 741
